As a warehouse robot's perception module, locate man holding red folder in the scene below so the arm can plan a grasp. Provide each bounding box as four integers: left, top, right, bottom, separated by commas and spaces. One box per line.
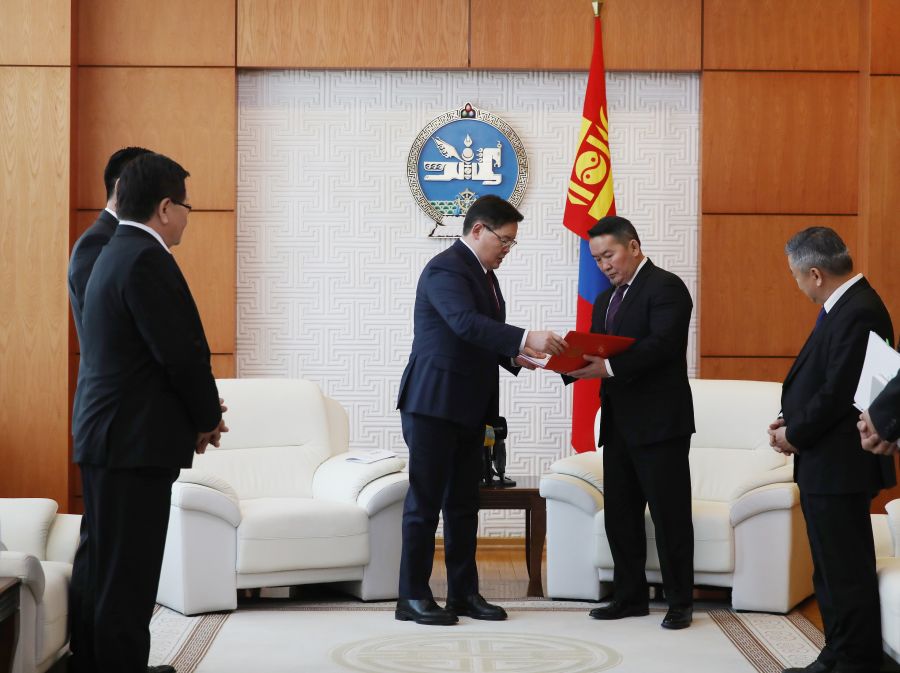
568, 215, 696, 630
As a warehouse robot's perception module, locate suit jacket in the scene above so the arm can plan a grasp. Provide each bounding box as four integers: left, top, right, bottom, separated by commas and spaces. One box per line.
397, 240, 524, 428
781, 277, 895, 494
592, 259, 695, 448
68, 209, 118, 343
72, 226, 221, 469
870, 372, 900, 442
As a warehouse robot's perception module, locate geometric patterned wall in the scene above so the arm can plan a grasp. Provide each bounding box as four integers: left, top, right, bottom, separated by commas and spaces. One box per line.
237, 70, 699, 535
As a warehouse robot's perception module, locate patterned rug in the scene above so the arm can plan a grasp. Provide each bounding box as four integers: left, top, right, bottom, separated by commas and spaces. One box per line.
150, 600, 825, 673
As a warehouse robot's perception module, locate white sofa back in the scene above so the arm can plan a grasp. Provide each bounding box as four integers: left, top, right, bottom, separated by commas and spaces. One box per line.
687, 379, 790, 502
0, 498, 58, 560
192, 378, 339, 500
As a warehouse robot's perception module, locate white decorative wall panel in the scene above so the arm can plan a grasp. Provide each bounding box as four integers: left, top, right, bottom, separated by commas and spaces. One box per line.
237, 71, 699, 537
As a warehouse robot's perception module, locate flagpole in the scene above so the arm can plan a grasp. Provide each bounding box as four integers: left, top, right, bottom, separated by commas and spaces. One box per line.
592, 1, 602, 18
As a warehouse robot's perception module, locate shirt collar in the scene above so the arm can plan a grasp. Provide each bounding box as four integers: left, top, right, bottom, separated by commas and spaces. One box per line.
104, 207, 118, 220
824, 273, 863, 313
459, 237, 489, 274
622, 256, 649, 288
118, 220, 172, 254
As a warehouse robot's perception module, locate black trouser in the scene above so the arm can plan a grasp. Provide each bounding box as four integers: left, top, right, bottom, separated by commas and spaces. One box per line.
801, 491, 883, 672
69, 464, 179, 673
602, 424, 694, 609
399, 412, 483, 600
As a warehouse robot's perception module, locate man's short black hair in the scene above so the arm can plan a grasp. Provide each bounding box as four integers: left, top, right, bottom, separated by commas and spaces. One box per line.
785, 226, 853, 276
462, 195, 524, 235
116, 153, 190, 224
587, 215, 641, 247
103, 146, 152, 201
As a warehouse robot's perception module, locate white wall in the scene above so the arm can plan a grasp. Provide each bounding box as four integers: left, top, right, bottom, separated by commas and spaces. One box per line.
237, 70, 699, 536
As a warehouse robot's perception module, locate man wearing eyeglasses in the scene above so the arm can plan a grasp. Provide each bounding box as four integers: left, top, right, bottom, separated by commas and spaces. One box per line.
71, 153, 225, 673
396, 194, 568, 625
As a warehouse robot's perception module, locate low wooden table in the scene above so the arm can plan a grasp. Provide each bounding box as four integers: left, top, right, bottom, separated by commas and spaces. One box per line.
479, 476, 546, 597
0, 578, 19, 673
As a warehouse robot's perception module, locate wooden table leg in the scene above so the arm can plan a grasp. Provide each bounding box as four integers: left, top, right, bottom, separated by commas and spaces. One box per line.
526, 496, 546, 598
524, 506, 532, 576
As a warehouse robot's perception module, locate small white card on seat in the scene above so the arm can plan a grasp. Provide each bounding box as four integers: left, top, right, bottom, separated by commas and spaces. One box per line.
345, 449, 398, 464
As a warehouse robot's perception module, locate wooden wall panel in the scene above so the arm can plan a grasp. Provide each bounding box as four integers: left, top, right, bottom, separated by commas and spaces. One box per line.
0, 67, 70, 504
78, 0, 235, 66
471, 0, 701, 71
73, 210, 235, 353
866, 77, 900, 328
212, 355, 237, 379
700, 215, 858, 355
237, 0, 468, 68
172, 212, 236, 354
871, 0, 900, 74
703, 0, 859, 72
77, 67, 235, 210
0, 0, 70, 65
702, 72, 859, 215
699, 357, 794, 382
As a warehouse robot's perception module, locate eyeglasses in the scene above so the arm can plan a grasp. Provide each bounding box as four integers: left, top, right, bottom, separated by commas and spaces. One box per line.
170, 199, 193, 212
484, 226, 518, 249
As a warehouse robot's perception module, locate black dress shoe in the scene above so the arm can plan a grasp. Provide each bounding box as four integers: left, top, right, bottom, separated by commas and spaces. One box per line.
149, 667, 176, 673
395, 598, 458, 625
588, 600, 650, 620
661, 606, 692, 630
445, 594, 508, 621
782, 660, 835, 673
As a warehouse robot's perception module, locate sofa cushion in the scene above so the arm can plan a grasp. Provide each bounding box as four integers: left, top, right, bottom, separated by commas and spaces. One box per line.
237, 498, 369, 574
689, 379, 782, 451
594, 500, 734, 573
690, 447, 787, 502
0, 499, 57, 560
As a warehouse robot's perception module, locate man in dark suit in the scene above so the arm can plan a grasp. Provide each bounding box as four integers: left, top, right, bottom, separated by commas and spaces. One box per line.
71, 153, 225, 673
859, 374, 900, 456
568, 215, 695, 630
770, 227, 894, 673
66, 145, 155, 673
396, 195, 567, 625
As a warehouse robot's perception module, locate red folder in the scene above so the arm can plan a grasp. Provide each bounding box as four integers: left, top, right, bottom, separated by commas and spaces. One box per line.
541, 331, 635, 373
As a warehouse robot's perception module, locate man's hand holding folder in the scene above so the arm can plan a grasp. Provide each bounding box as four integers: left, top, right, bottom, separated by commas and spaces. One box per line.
518, 330, 635, 373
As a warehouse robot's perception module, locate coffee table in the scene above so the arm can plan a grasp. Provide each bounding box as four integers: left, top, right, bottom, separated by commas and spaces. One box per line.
479, 476, 545, 597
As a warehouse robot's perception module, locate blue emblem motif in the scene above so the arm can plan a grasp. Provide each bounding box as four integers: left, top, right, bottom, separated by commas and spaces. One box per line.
408, 103, 529, 238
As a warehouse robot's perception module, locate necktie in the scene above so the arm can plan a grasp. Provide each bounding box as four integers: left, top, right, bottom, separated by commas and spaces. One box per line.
813, 307, 827, 333
605, 283, 629, 332
486, 271, 501, 313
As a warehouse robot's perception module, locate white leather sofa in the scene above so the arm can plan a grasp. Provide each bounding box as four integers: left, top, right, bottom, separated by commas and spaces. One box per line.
873, 499, 900, 662
540, 378, 815, 613
0, 498, 81, 673
156, 378, 409, 615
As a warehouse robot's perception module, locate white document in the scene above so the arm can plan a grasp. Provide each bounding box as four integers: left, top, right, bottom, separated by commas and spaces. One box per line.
854, 331, 900, 410
518, 353, 551, 368
345, 449, 397, 464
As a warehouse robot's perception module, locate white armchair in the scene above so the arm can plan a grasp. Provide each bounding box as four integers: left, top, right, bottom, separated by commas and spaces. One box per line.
873, 499, 900, 662
540, 379, 815, 613
156, 378, 409, 615
0, 498, 81, 673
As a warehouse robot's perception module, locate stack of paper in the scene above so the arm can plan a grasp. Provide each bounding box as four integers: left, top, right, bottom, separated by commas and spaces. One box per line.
854, 331, 900, 410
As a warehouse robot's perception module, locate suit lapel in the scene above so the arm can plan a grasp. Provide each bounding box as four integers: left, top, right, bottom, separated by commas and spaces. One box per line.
783, 278, 871, 388
452, 240, 499, 319
609, 259, 654, 335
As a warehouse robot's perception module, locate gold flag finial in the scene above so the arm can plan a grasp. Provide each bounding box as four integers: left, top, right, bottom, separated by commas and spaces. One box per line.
593, 1, 603, 18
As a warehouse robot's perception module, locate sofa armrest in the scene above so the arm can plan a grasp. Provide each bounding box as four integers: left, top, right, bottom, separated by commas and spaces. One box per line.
730, 482, 799, 527
46, 513, 82, 564
885, 499, 900, 557
539, 474, 604, 515
357, 473, 409, 515
171, 473, 242, 527
549, 452, 604, 492
728, 463, 795, 501
0, 550, 45, 601
312, 454, 406, 504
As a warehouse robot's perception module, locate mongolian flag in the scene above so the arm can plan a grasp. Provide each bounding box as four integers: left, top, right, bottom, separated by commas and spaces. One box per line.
564, 7, 615, 453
